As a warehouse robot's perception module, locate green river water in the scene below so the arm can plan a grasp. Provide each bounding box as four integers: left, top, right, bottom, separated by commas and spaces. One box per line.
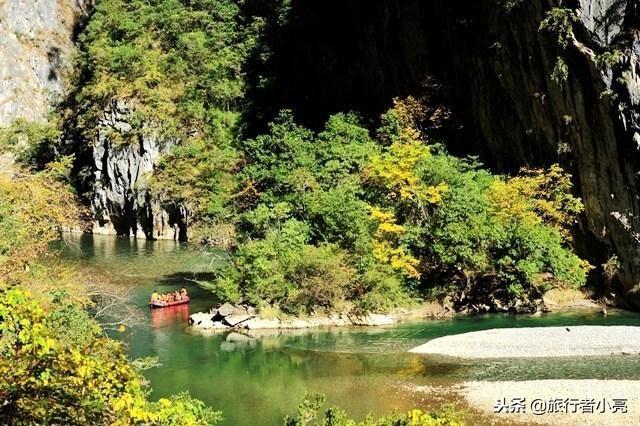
59, 234, 640, 425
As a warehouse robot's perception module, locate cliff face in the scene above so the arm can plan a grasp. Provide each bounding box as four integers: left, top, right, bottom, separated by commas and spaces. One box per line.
258, 0, 640, 301
423, 1, 640, 299
0, 0, 89, 125
422, 0, 640, 301
87, 108, 189, 240
0, 0, 89, 173
0, 0, 182, 240
89, 101, 188, 241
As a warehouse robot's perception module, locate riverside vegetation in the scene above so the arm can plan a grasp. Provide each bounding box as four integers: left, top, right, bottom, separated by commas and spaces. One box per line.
0, 170, 221, 424
1, 0, 590, 317
0, 162, 465, 424
0, 0, 594, 424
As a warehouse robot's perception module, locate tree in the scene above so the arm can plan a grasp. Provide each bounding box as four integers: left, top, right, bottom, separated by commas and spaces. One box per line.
0, 288, 221, 425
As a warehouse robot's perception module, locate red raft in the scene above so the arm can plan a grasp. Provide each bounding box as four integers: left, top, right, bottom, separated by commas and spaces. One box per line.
149, 296, 190, 309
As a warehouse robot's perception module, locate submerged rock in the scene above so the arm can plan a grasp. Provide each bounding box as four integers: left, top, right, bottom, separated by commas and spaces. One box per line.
225, 332, 254, 343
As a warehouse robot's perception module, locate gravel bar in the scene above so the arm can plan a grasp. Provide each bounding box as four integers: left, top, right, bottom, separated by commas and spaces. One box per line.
408, 326, 640, 358
461, 380, 640, 425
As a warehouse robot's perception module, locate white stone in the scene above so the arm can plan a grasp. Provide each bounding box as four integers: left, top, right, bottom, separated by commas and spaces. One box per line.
244, 318, 281, 330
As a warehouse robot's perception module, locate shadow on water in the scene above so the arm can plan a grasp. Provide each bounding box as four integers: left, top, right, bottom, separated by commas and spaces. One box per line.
158, 272, 220, 285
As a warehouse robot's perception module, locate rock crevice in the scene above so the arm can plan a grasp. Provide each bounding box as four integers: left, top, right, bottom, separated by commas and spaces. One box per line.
90, 101, 188, 240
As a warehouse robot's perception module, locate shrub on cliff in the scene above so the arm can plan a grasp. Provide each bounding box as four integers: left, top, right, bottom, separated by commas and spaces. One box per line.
73, 0, 257, 138
67, 0, 264, 232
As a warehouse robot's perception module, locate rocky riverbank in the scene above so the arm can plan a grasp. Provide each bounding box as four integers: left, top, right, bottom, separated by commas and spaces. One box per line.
188, 301, 449, 332
409, 326, 640, 358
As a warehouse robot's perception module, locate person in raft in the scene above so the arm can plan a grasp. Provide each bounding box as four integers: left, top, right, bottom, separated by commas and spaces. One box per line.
150, 289, 187, 303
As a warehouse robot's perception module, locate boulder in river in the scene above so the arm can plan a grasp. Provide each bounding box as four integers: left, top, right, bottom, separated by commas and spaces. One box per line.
244, 318, 281, 330
223, 314, 253, 327
217, 302, 237, 318
188, 312, 215, 329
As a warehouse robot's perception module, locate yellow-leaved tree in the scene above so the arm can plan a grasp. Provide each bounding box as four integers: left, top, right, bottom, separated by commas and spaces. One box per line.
369, 207, 421, 278
366, 98, 448, 223
487, 163, 585, 242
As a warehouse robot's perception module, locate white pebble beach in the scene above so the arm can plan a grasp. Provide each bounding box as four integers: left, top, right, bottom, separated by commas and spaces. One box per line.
408, 326, 640, 358
461, 380, 640, 425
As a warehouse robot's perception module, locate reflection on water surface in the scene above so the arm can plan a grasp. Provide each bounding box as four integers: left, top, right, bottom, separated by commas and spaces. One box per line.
59, 234, 640, 425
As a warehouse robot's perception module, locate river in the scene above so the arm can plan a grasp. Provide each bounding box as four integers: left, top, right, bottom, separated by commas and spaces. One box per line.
58, 234, 640, 425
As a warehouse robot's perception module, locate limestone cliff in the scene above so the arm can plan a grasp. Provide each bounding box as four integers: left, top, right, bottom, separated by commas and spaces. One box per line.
0, 0, 89, 173
89, 101, 188, 241
257, 0, 640, 302
0, 0, 89, 125
0, 0, 184, 240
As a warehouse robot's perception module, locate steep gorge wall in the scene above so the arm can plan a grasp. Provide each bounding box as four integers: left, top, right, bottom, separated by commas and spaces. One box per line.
88, 101, 188, 241
0, 0, 89, 125
257, 0, 640, 300
0, 0, 182, 240
419, 0, 640, 302
0, 0, 90, 173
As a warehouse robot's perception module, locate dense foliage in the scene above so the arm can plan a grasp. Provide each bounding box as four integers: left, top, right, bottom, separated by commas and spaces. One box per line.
0, 171, 79, 280
73, 0, 258, 136
0, 0, 597, 422
205, 99, 590, 314
284, 393, 464, 426
57, 0, 591, 315
1, 0, 589, 315
0, 288, 221, 425
0, 169, 219, 425
64, 0, 264, 229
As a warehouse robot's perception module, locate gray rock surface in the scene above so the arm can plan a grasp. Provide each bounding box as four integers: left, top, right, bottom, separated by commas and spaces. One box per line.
191, 302, 401, 331
222, 314, 253, 327
409, 326, 640, 358
244, 318, 281, 330
90, 101, 188, 240
348, 313, 395, 326
579, 0, 628, 46
0, 0, 90, 125
216, 303, 238, 318
188, 312, 215, 329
